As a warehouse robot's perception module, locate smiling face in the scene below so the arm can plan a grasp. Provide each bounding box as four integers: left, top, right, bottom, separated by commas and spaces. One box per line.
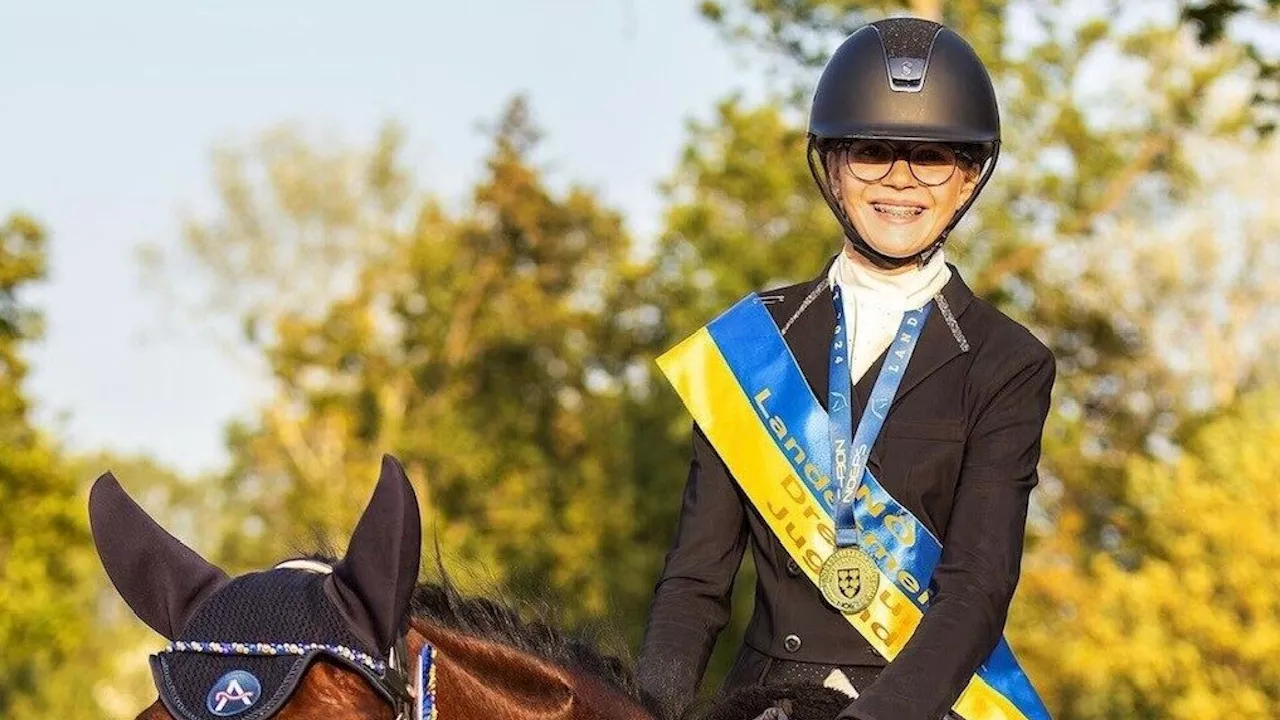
829, 141, 978, 260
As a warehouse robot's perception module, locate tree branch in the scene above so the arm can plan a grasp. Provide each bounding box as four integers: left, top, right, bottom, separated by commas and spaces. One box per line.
443, 254, 502, 367
1067, 133, 1171, 235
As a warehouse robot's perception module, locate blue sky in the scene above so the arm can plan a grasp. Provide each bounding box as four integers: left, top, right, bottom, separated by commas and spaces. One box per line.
1, 1, 766, 475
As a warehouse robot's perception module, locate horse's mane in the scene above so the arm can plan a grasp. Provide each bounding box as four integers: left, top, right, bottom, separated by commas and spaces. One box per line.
408, 569, 641, 702
406, 577, 853, 720
299, 551, 640, 704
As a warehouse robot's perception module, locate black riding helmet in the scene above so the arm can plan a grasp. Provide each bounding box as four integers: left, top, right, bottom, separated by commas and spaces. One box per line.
807, 17, 1001, 270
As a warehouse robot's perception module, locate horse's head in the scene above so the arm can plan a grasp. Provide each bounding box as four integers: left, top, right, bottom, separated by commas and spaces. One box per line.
90, 454, 657, 720
92, 454, 423, 719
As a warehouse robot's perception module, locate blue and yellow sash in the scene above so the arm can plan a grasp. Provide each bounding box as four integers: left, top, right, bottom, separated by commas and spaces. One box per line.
657, 294, 1050, 720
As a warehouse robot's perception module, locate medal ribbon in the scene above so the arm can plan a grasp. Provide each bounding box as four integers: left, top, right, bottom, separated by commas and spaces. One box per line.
656, 292, 1051, 720
829, 284, 930, 547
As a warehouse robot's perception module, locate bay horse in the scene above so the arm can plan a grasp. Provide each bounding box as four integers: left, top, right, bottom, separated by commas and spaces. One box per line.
90, 454, 851, 720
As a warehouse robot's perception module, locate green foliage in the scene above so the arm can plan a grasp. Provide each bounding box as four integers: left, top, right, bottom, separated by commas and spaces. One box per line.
0, 214, 102, 718
0, 214, 45, 424
165, 100, 684, 655
1012, 387, 1280, 718
0, 216, 199, 718
645, 97, 838, 337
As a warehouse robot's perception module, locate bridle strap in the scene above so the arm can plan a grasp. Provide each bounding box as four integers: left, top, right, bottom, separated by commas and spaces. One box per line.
387, 634, 414, 719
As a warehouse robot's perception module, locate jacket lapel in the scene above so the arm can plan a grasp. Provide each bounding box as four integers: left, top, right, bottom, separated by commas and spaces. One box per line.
780, 257, 836, 412
888, 266, 975, 406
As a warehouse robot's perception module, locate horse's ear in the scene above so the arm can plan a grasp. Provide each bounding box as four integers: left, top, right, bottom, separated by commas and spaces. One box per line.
329, 454, 422, 653
88, 472, 229, 639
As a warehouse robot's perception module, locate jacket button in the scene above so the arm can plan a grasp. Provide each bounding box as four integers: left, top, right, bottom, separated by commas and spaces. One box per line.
783, 634, 802, 653
785, 558, 801, 577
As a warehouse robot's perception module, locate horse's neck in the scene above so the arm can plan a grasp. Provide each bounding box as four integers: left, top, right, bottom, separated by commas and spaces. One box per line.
406, 621, 655, 720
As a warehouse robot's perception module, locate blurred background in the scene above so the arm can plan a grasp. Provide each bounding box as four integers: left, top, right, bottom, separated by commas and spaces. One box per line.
3, 1, 1279, 717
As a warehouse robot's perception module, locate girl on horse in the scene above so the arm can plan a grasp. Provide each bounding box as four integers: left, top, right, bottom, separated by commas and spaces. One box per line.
638, 17, 1055, 720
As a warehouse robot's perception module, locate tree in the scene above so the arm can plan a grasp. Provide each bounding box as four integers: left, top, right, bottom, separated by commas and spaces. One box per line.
0, 214, 103, 718
163, 99, 683, 651
0, 217, 198, 719
1011, 386, 1280, 718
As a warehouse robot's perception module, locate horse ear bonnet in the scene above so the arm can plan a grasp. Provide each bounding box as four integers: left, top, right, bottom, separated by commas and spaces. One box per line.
91, 455, 421, 720
150, 568, 399, 720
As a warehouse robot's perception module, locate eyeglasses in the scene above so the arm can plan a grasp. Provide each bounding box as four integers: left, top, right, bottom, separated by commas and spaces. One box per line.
834, 140, 968, 187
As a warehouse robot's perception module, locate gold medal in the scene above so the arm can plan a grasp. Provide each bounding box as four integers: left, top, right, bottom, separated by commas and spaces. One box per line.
818, 546, 879, 614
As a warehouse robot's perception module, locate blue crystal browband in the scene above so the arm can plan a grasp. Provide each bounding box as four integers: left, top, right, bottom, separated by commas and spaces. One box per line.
160, 641, 387, 675
417, 644, 438, 720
